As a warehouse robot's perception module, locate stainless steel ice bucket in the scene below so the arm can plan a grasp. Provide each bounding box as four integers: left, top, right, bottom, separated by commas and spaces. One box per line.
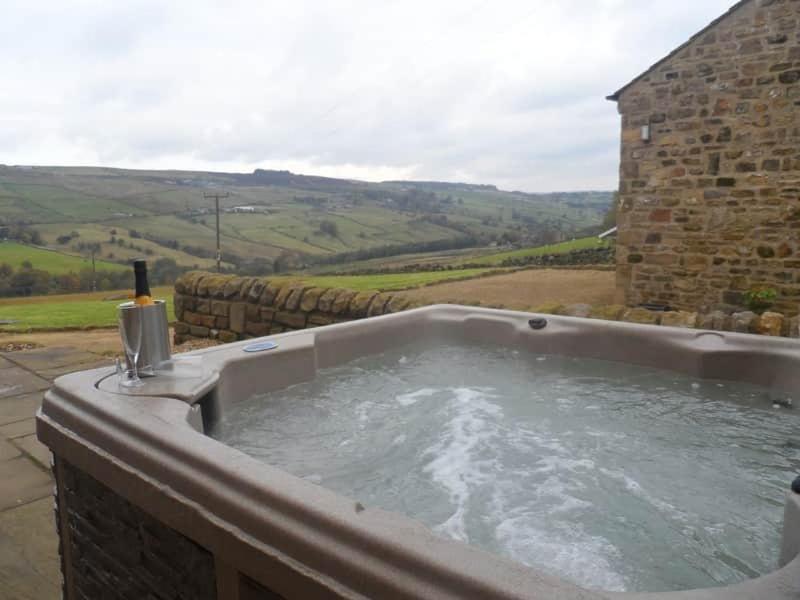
118, 300, 171, 375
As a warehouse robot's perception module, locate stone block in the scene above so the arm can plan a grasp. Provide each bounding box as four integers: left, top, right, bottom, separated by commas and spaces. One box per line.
210, 301, 230, 317
218, 330, 238, 343
260, 282, 284, 307
589, 305, 626, 321
222, 277, 246, 300
247, 279, 267, 303
189, 325, 210, 338
660, 311, 698, 328
731, 311, 758, 333
184, 311, 216, 329
239, 277, 257, 300
173, 294, 186, 321
275, 311, 307, 329
174, 271, 204, 295
697, 310, 729, 331
788, 316, 800, 338
246, 303, 260, 322
317, 288, 341, 313
385, 295, 410, 314
245, 321, 270, 337
756, 312, 784, 336
300, 287, 324, 312
196, 299, 211, 314
273, 285, 294, 310
622, 308, 661, 325
270, 324, 286, 334
285, 285, 308, 311
367, 294, 390, 317
332, 290, 357, 315
173, 322, 189, 334
260, 308, 275, 322
308, 312, 336, 326
230, 302, 247, 334
216, 317, 229, 330
197, 274, 233, 298
348, 292, 378, 318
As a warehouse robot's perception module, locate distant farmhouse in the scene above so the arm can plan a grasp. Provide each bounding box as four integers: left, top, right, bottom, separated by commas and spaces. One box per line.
609, 0, 800, 314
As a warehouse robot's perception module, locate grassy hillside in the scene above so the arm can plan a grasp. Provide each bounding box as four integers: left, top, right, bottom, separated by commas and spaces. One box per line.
0, 165, 611, 273
458, 236, 610, 266
0, 241, 125, 273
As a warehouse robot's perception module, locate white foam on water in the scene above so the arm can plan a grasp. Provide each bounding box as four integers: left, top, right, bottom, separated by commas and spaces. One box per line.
495, 515, 627, 592
396, 387, 437, 407
600, 468, 688, 524
423, 387, 502, 542
398, 355, 408, 364
392, 434, 407, 445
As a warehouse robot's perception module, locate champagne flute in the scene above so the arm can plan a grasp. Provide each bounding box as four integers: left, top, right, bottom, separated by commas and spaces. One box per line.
118, 306, 144, 388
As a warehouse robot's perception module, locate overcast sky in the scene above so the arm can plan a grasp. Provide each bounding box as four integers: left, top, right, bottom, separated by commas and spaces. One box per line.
1, 1, 737, 192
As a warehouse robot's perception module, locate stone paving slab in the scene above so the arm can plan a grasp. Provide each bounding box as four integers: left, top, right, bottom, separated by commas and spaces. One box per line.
0, 458, 52, 511
0, 419, 36, 440
0, 438, 20, 461
0, 368, 50, 399
0, 393, 43, 426
0, 497, 61, 600
0, 344, 111, 597
2, 347, 102, 372
38, 358, 114, 381
12, 435, 51, 470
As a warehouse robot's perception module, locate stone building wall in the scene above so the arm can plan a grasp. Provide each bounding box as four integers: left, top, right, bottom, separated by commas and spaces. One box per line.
173, 271, 415, 344
613, 0, 800, 314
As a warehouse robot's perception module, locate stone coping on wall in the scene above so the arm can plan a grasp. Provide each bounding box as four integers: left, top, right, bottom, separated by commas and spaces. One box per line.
539, 303, 800, 338
172, 271, 419, 345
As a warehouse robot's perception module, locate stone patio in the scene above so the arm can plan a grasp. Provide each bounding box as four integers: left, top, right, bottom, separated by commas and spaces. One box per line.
0, 345, 113, 600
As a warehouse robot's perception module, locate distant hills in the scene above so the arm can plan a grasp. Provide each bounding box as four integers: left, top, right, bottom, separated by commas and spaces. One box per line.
0, 165, 612, 273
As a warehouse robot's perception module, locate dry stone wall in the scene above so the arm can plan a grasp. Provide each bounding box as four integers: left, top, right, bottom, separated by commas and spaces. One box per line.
173, 271, 415, 344
614, 0, 800, 314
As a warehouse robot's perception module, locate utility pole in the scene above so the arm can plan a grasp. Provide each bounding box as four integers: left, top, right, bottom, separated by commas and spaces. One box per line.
204, 191, 229, 272
91, 247, 97, 292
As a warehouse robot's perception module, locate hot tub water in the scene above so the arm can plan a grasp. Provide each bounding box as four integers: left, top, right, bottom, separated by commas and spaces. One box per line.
211, 343, 799, 593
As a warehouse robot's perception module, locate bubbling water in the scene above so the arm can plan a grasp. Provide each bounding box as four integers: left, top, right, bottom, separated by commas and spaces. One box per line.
211, 343, 799, 592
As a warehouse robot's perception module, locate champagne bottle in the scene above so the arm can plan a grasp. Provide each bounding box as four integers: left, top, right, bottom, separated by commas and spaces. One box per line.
133, 259, 155, 306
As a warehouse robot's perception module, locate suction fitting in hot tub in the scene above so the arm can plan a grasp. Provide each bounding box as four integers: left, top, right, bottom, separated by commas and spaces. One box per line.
243, 341, 279, 353
529, 318, 547, 330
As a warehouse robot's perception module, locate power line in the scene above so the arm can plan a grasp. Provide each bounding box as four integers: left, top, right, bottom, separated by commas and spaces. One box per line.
203, 191, 229, 272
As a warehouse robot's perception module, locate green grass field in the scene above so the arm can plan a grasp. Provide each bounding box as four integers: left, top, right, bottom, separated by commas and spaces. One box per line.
286, 268, 500, 292
0, 241, 126, 273
0, 286, 174, 331
0, 268, 501, 331
459, 236, 609, 266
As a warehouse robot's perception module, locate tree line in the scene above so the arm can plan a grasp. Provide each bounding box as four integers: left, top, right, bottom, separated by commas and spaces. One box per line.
0, 257, 186, 297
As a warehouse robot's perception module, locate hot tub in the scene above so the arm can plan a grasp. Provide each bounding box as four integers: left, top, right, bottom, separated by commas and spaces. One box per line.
37, 305, 800, 599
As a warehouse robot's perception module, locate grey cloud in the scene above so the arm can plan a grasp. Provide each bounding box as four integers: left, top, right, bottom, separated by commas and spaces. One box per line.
1, 0, 736, 191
